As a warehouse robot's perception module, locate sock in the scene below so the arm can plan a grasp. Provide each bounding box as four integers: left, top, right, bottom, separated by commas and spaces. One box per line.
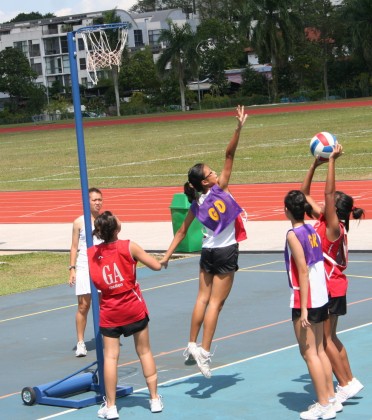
200, 347, 210, 357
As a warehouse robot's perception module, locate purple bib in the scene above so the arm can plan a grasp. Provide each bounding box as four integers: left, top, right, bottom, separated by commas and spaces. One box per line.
190, 185, 243, 236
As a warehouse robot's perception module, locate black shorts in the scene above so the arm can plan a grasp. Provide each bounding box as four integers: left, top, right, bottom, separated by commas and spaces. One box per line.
292, 303, 329, 323
328, 295, 347, 316
100, 315, 149, 338
199, 243, 239, 274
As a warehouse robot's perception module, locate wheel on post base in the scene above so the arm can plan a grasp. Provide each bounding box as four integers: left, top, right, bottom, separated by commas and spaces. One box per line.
21, 387, 36, 406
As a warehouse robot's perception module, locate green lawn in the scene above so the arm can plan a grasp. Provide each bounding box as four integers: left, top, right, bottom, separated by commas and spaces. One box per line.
1, 104, 371, 192
0, 252, 69, 296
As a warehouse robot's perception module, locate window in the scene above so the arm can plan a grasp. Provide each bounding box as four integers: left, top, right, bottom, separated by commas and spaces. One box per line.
61, 36, 68, 54
42, 24, 58, 35
31, 62, 43, 76
14, 41, 28, 55
63, 55, 70, 72
78, 38, 85, 51
79, 58, 86, 70
45, 56, 63, 74
134, 29, 144, 47
44, 38, 60, 55
28, 41, 41, 57
148, 30, 161, 46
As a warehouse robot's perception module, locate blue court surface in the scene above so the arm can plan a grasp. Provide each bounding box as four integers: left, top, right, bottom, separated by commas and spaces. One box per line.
1, 252, 371, 419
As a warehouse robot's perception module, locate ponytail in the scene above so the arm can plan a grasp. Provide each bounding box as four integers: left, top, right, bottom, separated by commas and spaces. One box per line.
352, 206, 365, 221
184, 182, 198, 203
335, 191, 365, 232
184, 163, 205, 203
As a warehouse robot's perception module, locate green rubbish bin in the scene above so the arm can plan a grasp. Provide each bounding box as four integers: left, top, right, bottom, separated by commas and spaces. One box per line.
170, 193, 203, 253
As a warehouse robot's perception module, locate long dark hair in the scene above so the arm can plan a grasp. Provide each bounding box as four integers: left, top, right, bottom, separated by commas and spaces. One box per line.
93, 211, 118, 243
335, 191, 364, 232
284, 190, 313, 221
184, 163, 206, 203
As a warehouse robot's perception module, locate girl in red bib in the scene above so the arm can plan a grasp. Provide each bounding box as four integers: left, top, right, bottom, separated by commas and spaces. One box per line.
284, 190, 338, 419
88, 211, 163, 418
301, 143, 365, 404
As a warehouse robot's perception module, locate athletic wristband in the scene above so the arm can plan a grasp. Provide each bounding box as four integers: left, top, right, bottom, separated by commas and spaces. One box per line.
68, 265, 76, 270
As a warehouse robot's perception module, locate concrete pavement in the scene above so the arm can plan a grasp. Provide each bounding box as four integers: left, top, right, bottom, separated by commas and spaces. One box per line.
0, 219, 370, 254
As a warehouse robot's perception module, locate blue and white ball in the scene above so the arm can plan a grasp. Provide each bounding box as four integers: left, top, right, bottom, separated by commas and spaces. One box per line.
310, 132, 338, 161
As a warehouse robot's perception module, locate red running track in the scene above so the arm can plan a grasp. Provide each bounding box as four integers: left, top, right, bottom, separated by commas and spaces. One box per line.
0, 181, 370, 224
1, 99, 372, 134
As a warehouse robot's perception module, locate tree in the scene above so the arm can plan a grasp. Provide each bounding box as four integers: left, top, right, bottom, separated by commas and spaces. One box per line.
340, 0, 372, 71
0, 48, 38, 110
130, 0, 194, 13
157, 20, 197, 111
246, 0, 303, 102
241, 65, 268, 97
130, 0, 157, 13
297, 0, 339, 100
195, 18, 246, 95
120, 47, 161, 96
6, 11, 55, 23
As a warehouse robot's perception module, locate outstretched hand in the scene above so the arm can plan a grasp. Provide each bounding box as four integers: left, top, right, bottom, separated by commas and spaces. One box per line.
236, 105, 248, 128
329, 143, 343, 160
159, 258, 168, 269
313, 156, 326, 168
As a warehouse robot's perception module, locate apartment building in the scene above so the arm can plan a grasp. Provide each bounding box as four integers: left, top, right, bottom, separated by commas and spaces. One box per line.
0, 9, 197, 92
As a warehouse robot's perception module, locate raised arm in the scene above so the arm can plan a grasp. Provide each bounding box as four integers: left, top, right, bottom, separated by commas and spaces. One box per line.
218, 105, 248, 190
300, 159, 324, 218
324, 143, 343, 241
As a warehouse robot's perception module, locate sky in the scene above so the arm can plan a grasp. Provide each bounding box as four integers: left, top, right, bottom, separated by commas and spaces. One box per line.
0, 1, 138, 24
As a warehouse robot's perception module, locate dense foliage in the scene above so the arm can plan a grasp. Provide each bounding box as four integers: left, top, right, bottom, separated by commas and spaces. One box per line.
0, 1, 371, 122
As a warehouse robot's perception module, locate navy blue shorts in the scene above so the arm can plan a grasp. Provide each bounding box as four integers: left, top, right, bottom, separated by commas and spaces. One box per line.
292, 302, 329, 323
100, 315, 149, 338
199, 243, 239, 274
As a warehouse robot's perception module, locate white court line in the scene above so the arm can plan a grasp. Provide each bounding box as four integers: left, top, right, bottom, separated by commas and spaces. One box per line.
36, 321, 372, 420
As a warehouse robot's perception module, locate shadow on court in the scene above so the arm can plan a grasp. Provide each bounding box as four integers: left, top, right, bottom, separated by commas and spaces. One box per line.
0, 253, 371, 419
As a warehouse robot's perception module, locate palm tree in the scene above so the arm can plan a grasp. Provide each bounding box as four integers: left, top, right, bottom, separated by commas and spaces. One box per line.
157, 20, 196, 111
301, 0, 339, 100
246, 0, 302, 102
340, 0, 372, 71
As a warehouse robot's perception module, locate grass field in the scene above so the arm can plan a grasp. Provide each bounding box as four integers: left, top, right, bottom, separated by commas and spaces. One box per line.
0, 252, 68, 296
0, 251, 166, 296
1, 104, 372, 192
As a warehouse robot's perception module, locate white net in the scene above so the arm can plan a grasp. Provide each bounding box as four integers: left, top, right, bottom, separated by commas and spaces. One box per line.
80, 27, 128, 85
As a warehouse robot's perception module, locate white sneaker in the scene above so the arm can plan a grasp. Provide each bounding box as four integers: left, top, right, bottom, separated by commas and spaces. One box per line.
75, 341, 87, 357
183, 342, 197, 365
97, 400, 119, 419
149, 395, 163, 413
308, 400, 342, 413
332, 400, 343, 413
348, 377, 364, 397
194, 347, 212, 379
300, 402, 336, 419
